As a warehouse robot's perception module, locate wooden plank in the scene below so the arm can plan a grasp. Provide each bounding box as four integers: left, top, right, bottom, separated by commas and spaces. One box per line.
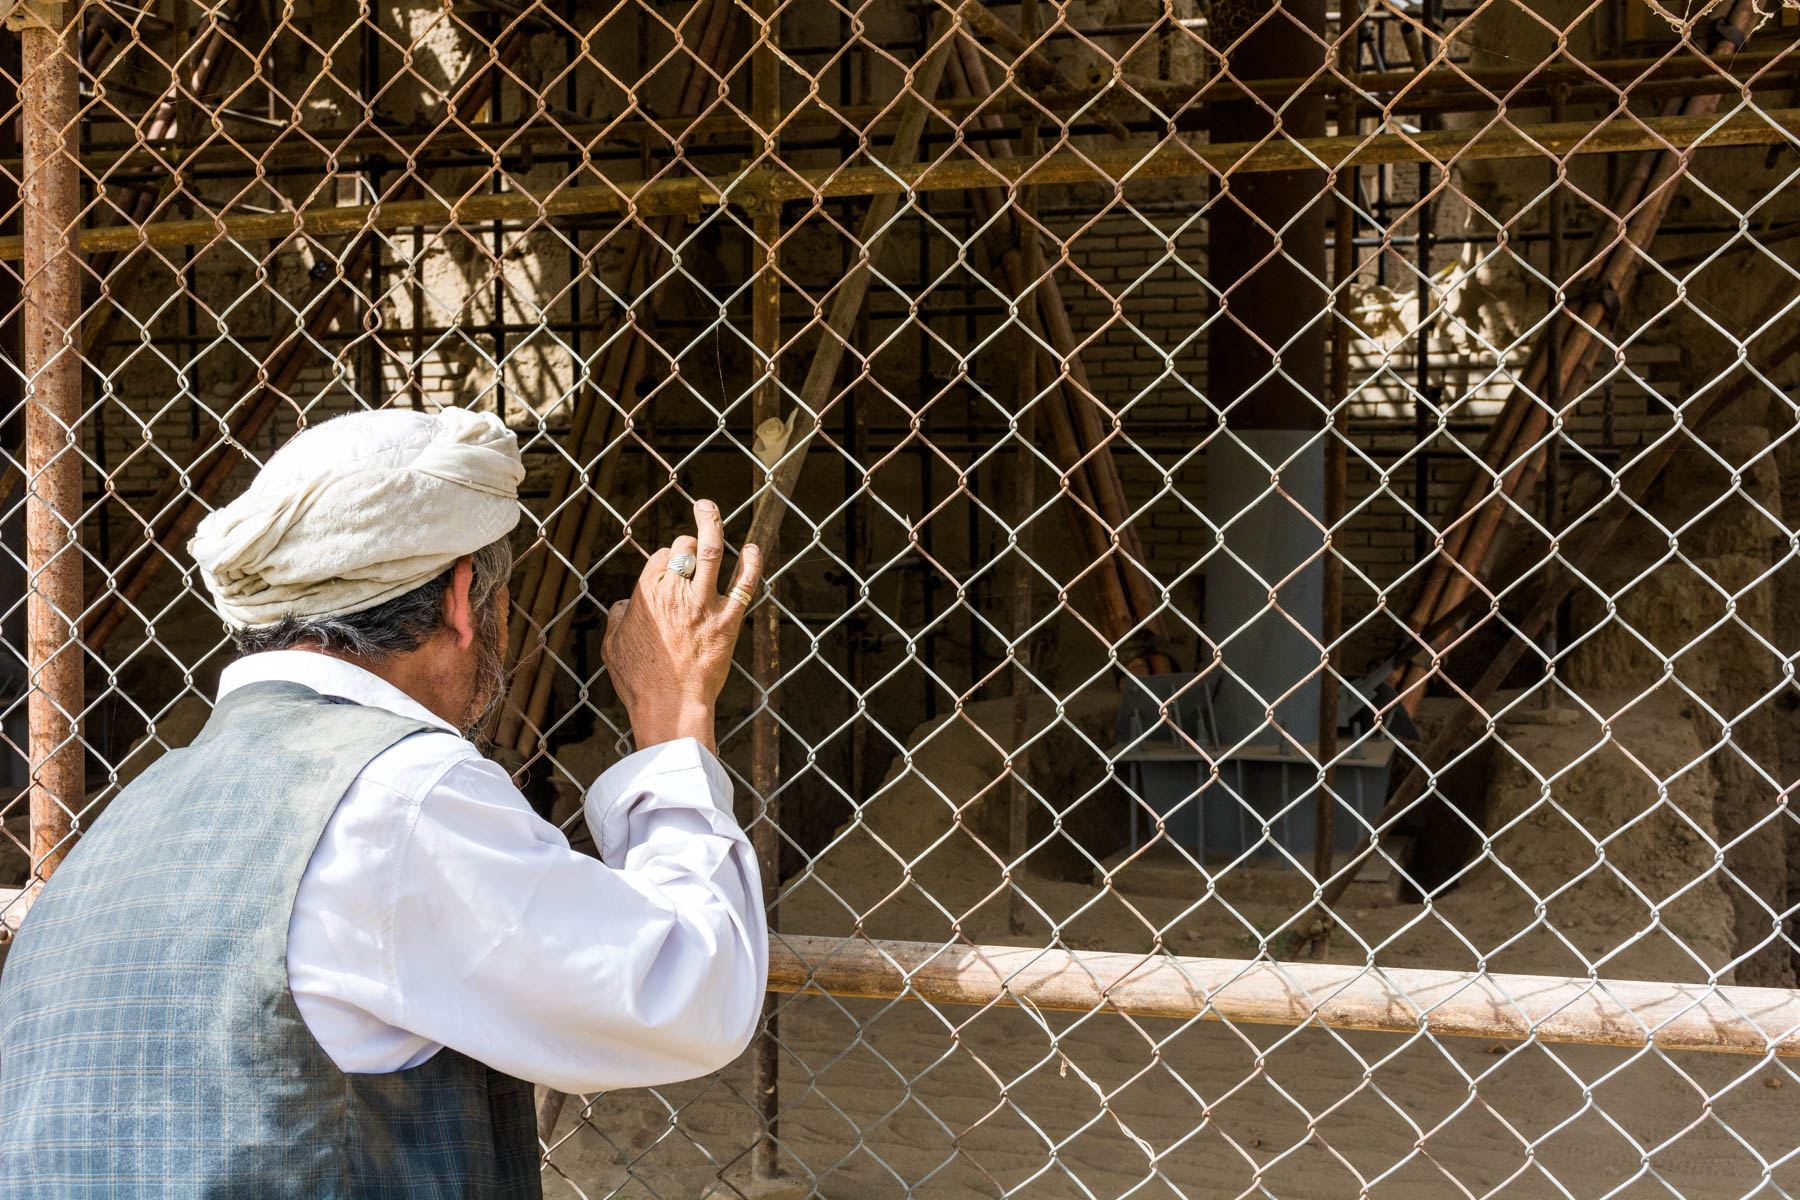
10, 891, 1794, 1060
768, 933, 1800, 1057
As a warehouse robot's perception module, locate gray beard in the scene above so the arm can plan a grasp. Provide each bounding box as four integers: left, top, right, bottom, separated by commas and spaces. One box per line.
461, 598, 508, 743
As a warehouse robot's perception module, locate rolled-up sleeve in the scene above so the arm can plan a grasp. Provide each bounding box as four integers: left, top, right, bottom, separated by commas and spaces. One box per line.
387, 738, 767, 1093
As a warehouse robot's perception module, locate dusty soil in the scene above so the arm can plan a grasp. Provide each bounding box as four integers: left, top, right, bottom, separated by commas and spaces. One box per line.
543, 689, 1795, 1198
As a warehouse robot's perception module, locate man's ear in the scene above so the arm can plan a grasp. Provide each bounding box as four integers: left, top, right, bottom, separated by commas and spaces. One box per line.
444, 556, 477, 650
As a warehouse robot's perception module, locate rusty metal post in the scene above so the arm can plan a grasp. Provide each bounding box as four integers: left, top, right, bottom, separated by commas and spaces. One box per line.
847, 21, 874, 815
749, 0, 783, 1179
1540, 81, 1568, 713
1313, 7, 1359, 901
19, 0, 83, 885
1006, 376, 1037, 936
1006, 0, 1041, 938
749, 213, 783, 1181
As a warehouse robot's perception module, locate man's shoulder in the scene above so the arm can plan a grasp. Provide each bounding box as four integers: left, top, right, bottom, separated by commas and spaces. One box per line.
324, 724, 523, 858
346, 725, 548, 852
358, 721, 487, 799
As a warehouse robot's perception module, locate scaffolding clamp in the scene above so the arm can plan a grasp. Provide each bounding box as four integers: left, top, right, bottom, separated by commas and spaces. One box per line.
729, 167, 782, 217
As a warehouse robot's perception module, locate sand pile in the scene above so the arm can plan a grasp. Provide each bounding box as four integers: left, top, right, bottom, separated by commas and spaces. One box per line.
1429, 692, 1736, 982
1558, 421, 1794, 986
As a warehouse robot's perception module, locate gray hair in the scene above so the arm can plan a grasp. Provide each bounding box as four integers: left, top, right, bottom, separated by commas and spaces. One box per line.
231, 537, 514, 661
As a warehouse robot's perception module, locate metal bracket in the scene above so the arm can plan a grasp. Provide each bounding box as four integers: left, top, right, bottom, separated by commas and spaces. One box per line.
2, 0, 64, 31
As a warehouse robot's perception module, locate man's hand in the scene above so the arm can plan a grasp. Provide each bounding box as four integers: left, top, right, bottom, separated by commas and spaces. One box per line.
602, 499, 763, 753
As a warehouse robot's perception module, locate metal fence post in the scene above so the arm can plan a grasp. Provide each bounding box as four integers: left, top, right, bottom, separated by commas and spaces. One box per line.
750, 0, 784, 1179
1006, 0, 1041, 938
18, 0, 82, 887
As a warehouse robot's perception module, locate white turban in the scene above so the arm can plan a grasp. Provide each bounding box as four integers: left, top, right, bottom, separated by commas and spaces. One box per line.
190, 408, 524, 629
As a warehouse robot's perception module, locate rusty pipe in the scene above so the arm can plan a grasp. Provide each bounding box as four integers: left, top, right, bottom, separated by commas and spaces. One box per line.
21, 1, 84, 883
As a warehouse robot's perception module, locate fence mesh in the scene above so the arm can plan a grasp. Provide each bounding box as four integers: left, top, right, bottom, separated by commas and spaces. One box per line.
4, 0, 1800, 1194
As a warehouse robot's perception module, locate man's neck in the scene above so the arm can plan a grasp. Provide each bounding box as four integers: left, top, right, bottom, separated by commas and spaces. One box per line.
308, 644, 470, 734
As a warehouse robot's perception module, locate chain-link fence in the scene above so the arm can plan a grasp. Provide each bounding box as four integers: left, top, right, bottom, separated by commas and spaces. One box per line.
4, 0, 1800, 1194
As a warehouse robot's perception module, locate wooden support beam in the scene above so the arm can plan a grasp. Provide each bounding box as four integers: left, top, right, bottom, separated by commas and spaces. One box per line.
41, 49, 1793, 182
767, 934, 1800, 1058
948, 38, 1175, 674
1317, 316, 1800, 923
496, 0, 741, 754
1393, 0, 1768, 709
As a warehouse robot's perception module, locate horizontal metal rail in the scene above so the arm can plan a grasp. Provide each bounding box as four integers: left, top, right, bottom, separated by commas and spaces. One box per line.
768, 935, 1800, 1058
6, 105, 1794, 262
40, 47, 1793, 180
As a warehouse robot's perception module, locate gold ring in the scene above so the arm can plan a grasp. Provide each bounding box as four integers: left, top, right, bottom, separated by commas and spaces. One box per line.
728, 585, 755, 608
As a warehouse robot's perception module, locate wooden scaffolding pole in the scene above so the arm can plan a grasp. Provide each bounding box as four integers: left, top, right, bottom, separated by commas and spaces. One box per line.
767, 935, 1800, 1058
739, 10, 959, 556
1391, 0, 1768, 708
948, 31, 1175, 675
495, 0, 739, 755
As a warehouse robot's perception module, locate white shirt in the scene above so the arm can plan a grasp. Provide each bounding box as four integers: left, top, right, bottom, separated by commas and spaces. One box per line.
216, 651, 767, 1094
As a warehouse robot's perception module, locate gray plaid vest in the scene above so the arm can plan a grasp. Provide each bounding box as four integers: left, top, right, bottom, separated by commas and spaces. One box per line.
0, 680, 540, 1198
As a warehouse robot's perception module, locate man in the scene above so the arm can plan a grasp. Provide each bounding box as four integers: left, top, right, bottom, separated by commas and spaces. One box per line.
0, 407, 767, 1197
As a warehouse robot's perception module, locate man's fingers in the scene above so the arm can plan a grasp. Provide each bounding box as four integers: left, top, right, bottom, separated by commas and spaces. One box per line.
656, 536, 699, 597
724, 544, 764, 618
639, 546, 672, 593
602, 598, 629, 658
732, 544, 764, 595
692, 499, 725, 590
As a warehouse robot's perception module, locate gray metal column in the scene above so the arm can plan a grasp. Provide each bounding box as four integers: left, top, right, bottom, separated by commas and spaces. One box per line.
1205, 0, 1329, 748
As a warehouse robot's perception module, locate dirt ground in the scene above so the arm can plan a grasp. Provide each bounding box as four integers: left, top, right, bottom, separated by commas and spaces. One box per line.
542, 688, 1797, 1198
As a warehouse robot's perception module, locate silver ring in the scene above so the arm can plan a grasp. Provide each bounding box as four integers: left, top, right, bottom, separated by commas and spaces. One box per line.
666, 553, 697, 580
